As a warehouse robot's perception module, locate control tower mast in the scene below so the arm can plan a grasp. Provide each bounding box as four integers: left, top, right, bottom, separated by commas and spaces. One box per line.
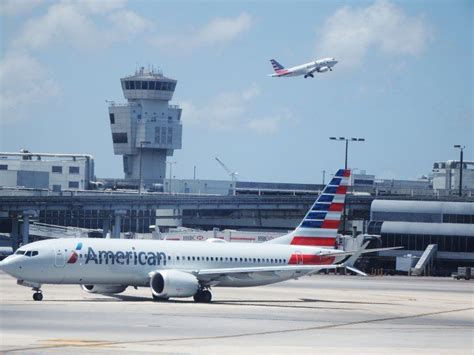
108, 67, 182, 184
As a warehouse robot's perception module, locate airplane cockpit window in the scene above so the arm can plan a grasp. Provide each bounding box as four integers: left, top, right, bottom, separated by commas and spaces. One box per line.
25, 251, 32, 257
32, 251, 39, 256
15, 250, 26, 255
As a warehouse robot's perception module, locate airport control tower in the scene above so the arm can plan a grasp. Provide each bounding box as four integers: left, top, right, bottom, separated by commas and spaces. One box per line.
108, 67, 182, 183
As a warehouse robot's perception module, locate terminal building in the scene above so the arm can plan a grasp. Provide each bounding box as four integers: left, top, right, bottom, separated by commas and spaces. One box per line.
367, 200, 474, 274
0, 151, 94, 191
432, 160, 474, 191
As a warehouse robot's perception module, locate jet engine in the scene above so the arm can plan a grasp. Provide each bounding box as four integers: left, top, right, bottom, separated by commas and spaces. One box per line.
81, 284, 127, 294
150, 270, 199, 298
317, 66, 329, 73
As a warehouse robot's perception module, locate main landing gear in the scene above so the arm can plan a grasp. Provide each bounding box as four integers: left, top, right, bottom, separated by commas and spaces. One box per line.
32, 288, 43, 301
152, 294, 169, 302
193, 289, 212, 303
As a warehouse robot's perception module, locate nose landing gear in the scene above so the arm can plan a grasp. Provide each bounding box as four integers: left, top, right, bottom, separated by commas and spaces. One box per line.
32, 288, 43, 301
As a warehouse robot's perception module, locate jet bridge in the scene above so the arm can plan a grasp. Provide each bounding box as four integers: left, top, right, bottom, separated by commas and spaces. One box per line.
411, 244, 438, 276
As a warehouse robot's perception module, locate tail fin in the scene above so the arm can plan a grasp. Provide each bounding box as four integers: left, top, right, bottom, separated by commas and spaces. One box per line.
267, 169, 351, 247
270, 59, 285, 72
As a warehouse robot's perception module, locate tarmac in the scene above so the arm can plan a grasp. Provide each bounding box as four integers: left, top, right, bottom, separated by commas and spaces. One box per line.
0, 271, 472, 354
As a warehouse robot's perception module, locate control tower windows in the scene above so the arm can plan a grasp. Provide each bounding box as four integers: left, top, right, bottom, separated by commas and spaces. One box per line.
112, 133, 128, 144
109, 113, 115, 124
122, 80, 176, 91
161, 127, 166, 143
0, 164, 7, 170
167, 127, 173, 144
69, 166, 80, 174
68, 181, 79, 188
52, 166, 62, 173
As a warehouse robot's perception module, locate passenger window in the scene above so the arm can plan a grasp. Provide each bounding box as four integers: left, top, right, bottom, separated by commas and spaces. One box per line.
192, 257, 195, 261
206, 257, 209, 261
210, 257, 214, 261
220, 257, 223, 261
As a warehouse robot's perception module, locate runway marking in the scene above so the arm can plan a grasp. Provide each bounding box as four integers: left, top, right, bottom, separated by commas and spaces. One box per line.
3, 307, 472, 353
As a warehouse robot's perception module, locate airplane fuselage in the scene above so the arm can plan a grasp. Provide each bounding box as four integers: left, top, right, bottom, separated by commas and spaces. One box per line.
2, 238, 345, 288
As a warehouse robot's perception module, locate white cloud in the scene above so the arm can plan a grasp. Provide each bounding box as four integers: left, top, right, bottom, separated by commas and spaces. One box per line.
12, 1, 152, 51
0, 52, 61, 124
152, 12, 254, 51
76, 0, 127, 15
180, 84, 291, 134
0, 0, 44, 16
316, 0, 433, 67
107, 9, 153, 39
246, 110, 294, 134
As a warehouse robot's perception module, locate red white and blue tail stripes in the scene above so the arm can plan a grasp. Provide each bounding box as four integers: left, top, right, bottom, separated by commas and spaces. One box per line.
270, 59, 284, 71
267, 169, 350, 248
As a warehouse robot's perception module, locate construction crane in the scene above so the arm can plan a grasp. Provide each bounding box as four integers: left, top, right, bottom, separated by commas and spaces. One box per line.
215, 157, 238, 182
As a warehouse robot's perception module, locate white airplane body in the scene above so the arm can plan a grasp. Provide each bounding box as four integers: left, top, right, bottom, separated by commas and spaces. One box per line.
0, 169, 399, 302
269, 57, 338, 78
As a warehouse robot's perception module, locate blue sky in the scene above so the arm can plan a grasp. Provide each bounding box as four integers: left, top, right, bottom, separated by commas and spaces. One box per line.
0, 0, 472, 183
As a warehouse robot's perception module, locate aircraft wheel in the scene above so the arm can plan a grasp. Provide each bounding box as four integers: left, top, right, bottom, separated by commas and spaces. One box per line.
201, 290, 212, 303
194, 290, 212, 303
33, 292, 43, 301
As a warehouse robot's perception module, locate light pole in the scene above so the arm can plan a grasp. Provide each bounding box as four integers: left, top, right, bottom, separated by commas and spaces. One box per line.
167, 161, 177, 193
453, 145, 465, 197
138, 141, 150, 196
329, 136, 365, 235
329, 137, 365, 169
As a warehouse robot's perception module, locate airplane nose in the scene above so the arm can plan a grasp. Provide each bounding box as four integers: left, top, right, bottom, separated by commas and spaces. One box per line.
0, 257, 18, 276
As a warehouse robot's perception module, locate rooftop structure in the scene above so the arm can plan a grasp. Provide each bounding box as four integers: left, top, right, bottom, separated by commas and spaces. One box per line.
108, 67, 182, 183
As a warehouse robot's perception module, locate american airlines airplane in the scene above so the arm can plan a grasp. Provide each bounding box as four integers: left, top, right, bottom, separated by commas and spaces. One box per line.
0, 169, 398, 303
269, 57, 338, 78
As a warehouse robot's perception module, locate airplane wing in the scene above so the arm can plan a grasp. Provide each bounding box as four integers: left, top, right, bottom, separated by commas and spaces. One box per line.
186, 247, 402, 283
317, 246, 403, 258
190, 264, 339, 283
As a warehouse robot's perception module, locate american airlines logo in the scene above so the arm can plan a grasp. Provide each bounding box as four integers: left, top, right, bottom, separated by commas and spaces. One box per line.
84, 247, 167, 266
67, 242, 83, 264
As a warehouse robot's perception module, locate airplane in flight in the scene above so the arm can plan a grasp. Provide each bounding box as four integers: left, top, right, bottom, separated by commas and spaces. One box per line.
269, 57, 338, 78
0, 169, 399, 303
